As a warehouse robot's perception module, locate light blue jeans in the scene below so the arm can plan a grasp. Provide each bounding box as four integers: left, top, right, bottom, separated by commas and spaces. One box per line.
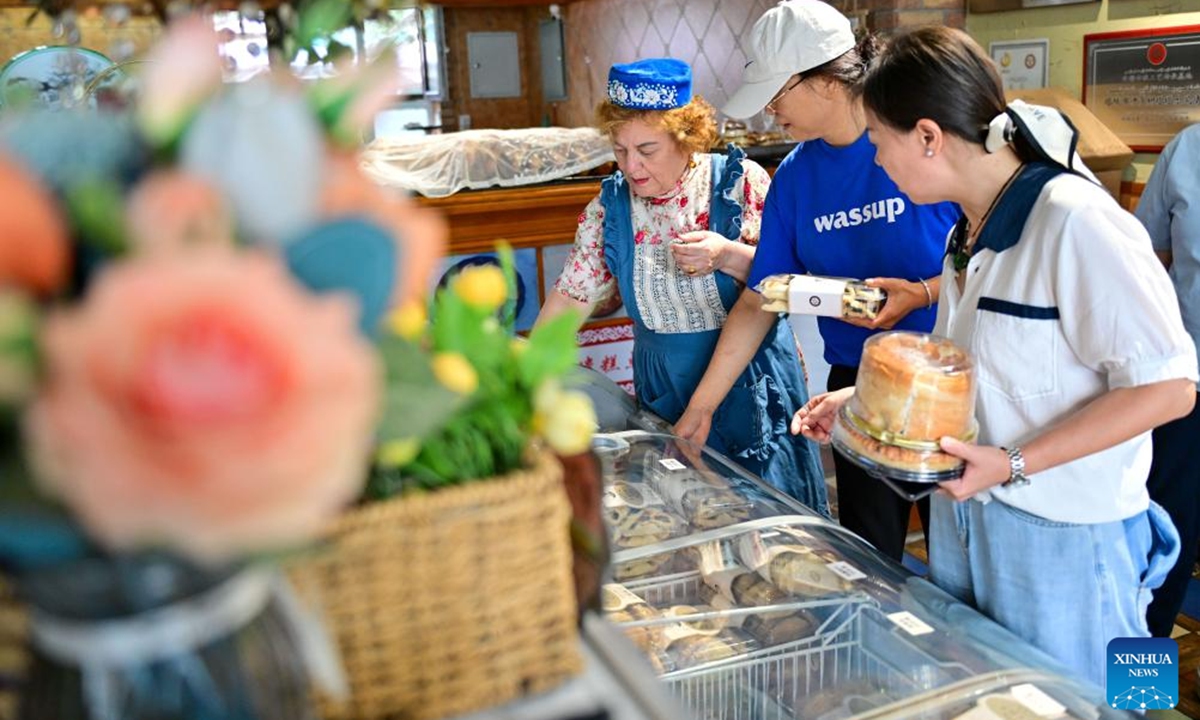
928, 495, 1180, 688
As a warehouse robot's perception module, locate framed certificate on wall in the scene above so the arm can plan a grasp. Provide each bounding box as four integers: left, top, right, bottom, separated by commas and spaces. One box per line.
989, 39, 1050, 91
1083, 26, 1200, 152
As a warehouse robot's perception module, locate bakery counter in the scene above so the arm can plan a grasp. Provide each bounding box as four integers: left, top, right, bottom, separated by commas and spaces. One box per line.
593, 430, 1138, 720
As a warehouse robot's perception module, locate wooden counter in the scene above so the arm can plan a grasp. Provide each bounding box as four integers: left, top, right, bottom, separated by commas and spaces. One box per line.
416, 179, 601, 255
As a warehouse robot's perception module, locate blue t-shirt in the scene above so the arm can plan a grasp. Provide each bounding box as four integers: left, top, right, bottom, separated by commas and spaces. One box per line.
749, 134, 959, 367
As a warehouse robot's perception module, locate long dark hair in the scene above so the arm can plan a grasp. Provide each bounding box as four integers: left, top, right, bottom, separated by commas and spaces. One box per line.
804, 33, 881, 89
862, 26, 1035, 161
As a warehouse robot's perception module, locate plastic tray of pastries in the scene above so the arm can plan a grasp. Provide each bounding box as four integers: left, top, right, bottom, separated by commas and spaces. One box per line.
831, 331, 978, 488
756, 273, 888, 319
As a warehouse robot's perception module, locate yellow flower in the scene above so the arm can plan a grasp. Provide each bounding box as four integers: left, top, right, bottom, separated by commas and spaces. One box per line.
385, 301, 427, 340
452, 264, 507, 311
510, 337, 528, 357
431, 352, 478, 395
376, 438, 421, 468
533, 379, 562, 414
536, 389, 597, 456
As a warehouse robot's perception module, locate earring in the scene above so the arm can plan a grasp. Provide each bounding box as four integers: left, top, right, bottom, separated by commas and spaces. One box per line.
689, 158, 697, 169
924, 148, 934, 158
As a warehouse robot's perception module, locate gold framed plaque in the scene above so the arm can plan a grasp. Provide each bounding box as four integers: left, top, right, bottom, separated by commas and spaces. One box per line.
1083, 26, 1200, 152
990, 39, 1050, 91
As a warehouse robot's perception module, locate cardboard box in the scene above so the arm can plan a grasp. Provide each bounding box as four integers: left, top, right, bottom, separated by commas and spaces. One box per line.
1006, 87, 1133, 199
1094, 169, 1123, 201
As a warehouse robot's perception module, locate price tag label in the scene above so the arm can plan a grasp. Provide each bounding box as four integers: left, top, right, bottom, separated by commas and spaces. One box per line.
826, 561, 867, 581
887, 611, 934, 636
1010, 684, 1067, 718
658, 458, 686, 471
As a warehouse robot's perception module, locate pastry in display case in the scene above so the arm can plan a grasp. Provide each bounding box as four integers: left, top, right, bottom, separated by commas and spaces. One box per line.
830, 331, 979, 499
593, 431, 1138, 720
592, 432, 806, 581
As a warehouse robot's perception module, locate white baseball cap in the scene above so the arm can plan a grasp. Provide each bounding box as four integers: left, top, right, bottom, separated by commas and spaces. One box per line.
723, 0, 856, 119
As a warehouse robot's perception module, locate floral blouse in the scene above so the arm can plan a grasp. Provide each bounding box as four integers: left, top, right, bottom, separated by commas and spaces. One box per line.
553, 154, 771, 333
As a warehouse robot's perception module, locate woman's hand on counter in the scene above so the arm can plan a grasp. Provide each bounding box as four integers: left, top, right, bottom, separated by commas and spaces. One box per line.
670, 231, 754, 283
674, 404, 715, 448
791, 387, 854, 442
936, 438, 1011, 501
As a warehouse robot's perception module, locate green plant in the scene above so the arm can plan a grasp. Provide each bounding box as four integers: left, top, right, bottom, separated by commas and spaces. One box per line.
367, 244, 594, 498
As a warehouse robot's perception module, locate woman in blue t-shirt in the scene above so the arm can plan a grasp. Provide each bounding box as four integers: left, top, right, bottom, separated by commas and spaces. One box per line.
675, 0, 958, 561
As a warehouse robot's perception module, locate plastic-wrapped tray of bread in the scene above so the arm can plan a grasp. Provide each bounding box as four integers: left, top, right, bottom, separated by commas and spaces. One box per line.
605, 479, 692, 580
831, 331, 978, 491
756, 273, 886, 319
597, 431, 827, 580
361, 127, 614, 198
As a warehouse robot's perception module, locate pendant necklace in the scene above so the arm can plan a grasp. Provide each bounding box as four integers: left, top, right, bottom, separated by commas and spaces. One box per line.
951, 163, 1025, 273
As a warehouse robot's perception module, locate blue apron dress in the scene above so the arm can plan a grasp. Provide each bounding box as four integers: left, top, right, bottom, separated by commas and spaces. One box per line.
601, 147, 829, 516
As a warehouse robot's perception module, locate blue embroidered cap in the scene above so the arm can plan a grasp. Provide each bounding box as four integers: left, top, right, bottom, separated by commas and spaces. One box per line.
607, 58, 692, 110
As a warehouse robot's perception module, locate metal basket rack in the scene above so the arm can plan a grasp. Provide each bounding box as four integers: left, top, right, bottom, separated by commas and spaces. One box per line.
613, 571, 975, 720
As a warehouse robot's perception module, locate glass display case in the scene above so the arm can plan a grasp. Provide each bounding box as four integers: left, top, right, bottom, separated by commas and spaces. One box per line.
595, 431, 1136, 720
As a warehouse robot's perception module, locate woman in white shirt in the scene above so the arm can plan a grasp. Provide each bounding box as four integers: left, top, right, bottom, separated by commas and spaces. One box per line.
795, 26, 1197, 686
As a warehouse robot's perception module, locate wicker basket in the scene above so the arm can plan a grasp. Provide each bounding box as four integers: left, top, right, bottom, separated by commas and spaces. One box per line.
287, 448, 582, 720
0, 578, 26, 720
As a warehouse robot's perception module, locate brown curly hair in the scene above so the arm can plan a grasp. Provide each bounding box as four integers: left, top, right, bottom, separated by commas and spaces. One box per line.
594, 95, 719, 155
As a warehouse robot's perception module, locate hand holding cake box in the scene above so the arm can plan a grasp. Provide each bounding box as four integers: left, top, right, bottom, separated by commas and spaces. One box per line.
756, 273, 887, 320
831, 331, 978, 483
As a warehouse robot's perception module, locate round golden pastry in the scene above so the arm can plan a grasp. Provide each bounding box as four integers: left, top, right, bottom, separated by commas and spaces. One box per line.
850, 331, 975, 442
833, 406, 965, 473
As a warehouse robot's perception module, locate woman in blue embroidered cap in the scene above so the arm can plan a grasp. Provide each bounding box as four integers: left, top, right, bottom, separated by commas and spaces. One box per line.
536, 57, 827, 513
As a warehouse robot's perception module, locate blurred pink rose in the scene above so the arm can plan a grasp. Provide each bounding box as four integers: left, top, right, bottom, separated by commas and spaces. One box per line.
137, 14, 223, 148
27, 250, 382, 562
125, 170, 234, 255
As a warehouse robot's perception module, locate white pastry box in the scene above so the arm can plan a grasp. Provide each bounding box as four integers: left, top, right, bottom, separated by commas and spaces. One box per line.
757, 274, 887, 320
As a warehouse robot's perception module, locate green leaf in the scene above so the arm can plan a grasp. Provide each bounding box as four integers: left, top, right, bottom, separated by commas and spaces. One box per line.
65, 179, 128, 256
496, 242, 517, 333
518, 309, 581, 388
429, 287, 509, 374
376, 334, 462, 442
295, 0, 352, 50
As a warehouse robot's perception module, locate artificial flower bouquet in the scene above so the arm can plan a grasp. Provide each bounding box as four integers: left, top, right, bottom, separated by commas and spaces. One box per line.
0, 13, 448, 720
0, 10, 599, 720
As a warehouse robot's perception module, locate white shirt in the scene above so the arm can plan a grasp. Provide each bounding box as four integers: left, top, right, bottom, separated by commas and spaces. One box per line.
937, 172, 1198, 524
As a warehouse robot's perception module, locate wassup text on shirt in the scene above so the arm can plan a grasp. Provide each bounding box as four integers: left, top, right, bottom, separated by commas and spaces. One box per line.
813, 197, 907, 233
